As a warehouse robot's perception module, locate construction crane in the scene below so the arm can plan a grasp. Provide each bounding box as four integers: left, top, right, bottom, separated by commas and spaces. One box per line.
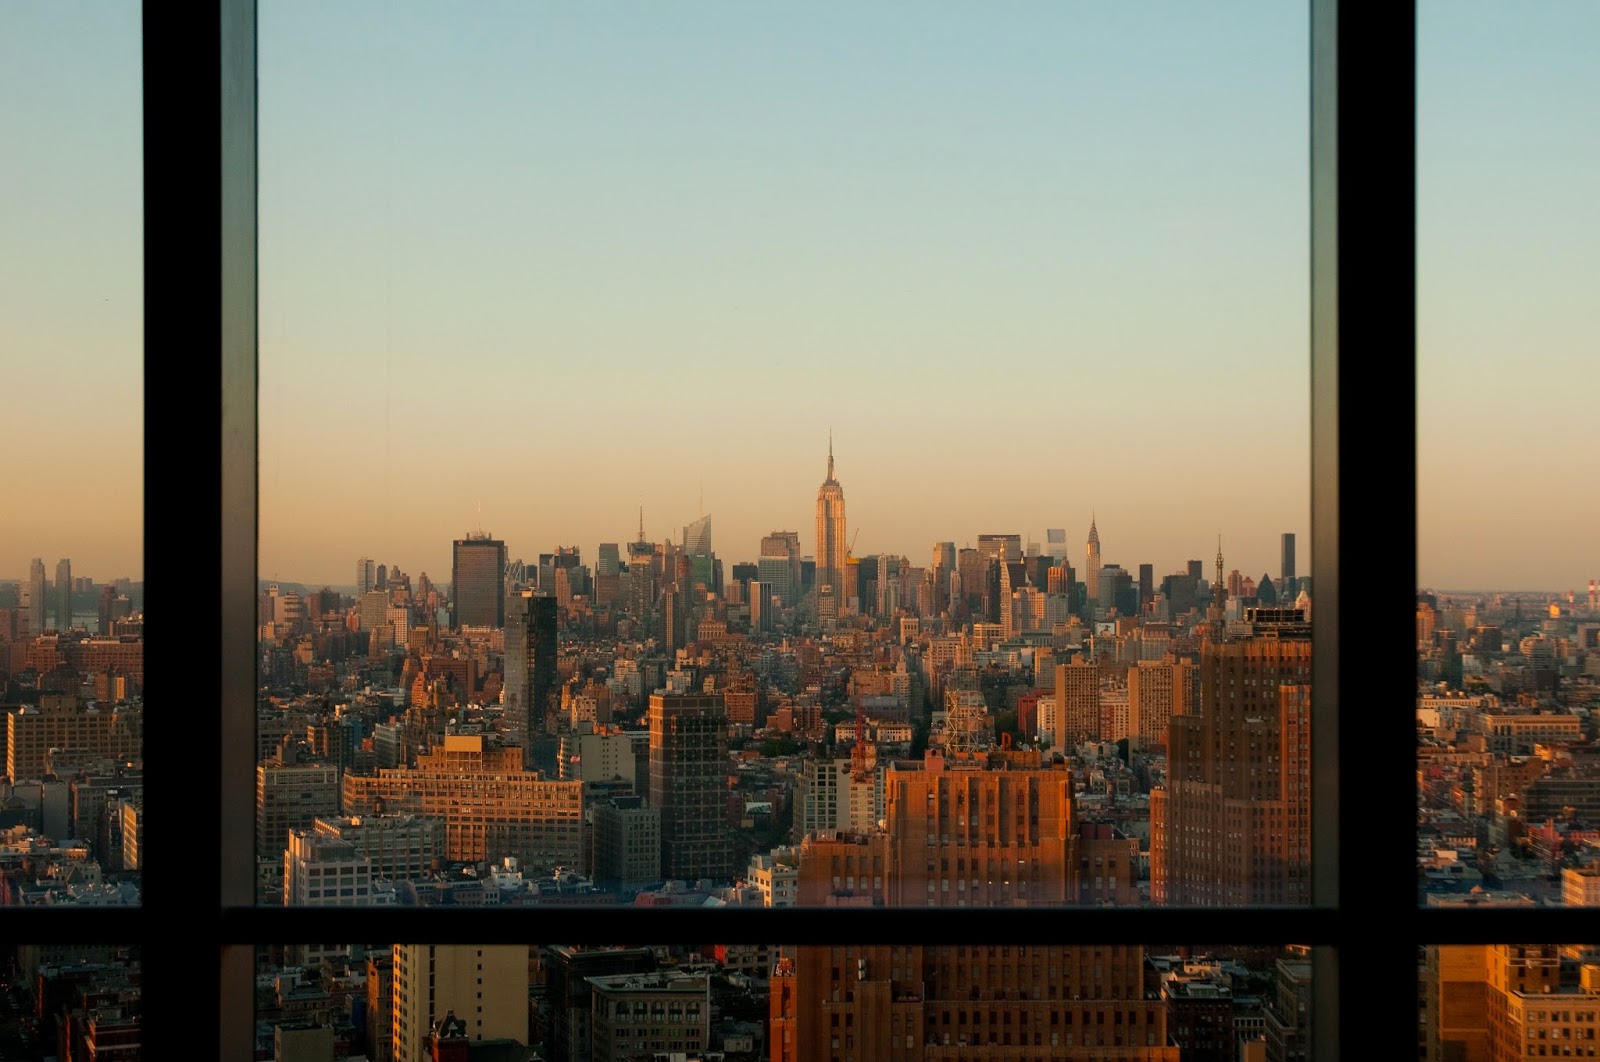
849, 528, 860, 557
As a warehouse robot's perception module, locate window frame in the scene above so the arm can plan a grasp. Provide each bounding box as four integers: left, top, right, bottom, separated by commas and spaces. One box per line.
131, 0, 1451, 1055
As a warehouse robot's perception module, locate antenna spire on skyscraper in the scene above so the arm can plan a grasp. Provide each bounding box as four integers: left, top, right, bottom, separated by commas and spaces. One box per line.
638, 503, 645, 544
827, 429, 834, 483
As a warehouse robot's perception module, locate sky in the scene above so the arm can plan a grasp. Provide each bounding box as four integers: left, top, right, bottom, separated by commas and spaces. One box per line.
2, 3, 143, 585
1416, 1, 1600, 592
253, 2, 1309, 589
4, 3, 1594, 593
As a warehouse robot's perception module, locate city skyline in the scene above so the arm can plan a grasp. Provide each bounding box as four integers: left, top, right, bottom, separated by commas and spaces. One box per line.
243, 500, 1306, 596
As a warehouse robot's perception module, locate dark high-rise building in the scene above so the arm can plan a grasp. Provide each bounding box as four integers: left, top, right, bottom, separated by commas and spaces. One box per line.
662, 587, 687, 653
648, 692, 732, 882
1138, 563, 1155, 610
1153, 609, 1311, 906
1281, 532, 1297, 587
748, 580, 773, 633
771, 944, 1177, 1062
26, 558, 45, 637
451, 531, 506, 628
1163, 572, 1198, 617
1187, 559, 1204, 583
545, 946, 657, 1062
504, 590, 557, 766
54, 558, 71, 631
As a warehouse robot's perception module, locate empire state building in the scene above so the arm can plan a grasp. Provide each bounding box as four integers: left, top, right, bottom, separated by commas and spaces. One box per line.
815, 435, 847, 623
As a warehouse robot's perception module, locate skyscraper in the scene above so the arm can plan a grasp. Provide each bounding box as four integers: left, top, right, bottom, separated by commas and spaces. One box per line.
748, 580, 773, 632
504, 589, 557, 766
662, 586, 687, 653
25, 558, 45, 637
648, 692, 732, 881
1128, 655, 1197, 751
1282, 531, 1297, 588
1153, 610, 1311, 906
1045, 526, 1069, 561
814, 436, 847, 624
54, 558, 71, 631
975, 533, 1021, 562
760, 531, 803, 608
682, 513, 714, 593
357, 557, 376, 597
392, 944, 528, 1062
1085, 517, 1102, 607
682, 513, 712, 556
450, 531, 506, 629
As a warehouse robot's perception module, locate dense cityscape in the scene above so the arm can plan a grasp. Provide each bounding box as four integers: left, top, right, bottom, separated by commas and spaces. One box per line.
237, 444, 1321, 1060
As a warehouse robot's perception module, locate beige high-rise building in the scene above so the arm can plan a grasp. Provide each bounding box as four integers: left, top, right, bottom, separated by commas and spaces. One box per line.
256, 761, 340, 863
7, 694, 142, 785
1053, 659, 1101, 744
1418, 944, 1600, 1062
392, 944, 528, 1062
1128, 655, 1197, 752
342, 734, 583, 872
814, 436, 847, 624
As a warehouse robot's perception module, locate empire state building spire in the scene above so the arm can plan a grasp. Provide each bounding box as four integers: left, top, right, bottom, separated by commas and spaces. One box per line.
815, 433, 847, 624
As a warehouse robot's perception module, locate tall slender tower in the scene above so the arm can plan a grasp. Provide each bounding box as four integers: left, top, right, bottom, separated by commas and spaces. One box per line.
1213, 535, 1227, 609
814, 434, 847, 624
54, 558, 71, 631
1084, 516, 1101, 606
25, 558, 46, 637
504, 589, 557, 767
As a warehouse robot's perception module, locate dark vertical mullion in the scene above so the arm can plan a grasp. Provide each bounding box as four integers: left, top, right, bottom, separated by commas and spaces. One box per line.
220, 0, 259, 1058
1308, 0, 1340, 1054
144, 0, 225, 1056
1317, 0, 1418, 1052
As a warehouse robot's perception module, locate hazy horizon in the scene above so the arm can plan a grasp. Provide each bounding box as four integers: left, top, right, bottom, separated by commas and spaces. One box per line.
6, 3, 1597, 593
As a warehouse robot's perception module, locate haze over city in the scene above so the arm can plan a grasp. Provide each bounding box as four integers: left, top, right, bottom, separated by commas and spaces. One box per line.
6, 2, 1599, 593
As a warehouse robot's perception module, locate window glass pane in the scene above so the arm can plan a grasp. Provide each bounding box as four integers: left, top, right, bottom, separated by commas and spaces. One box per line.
257, 942, 1318, 1059
260, 4, 1310, 908
1417, 2, 1600, 909
0, 2, 143, 902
